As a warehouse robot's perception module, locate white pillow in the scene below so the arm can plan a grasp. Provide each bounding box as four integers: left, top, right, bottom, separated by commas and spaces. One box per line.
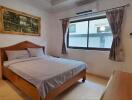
6, 50, 30, 61
27, 48, 44, 57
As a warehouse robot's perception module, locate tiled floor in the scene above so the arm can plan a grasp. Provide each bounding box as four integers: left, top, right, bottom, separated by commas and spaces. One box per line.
0, 74, 108, 100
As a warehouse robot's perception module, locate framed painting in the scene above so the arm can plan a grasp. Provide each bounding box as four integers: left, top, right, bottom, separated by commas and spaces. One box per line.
0, 6, 41, 36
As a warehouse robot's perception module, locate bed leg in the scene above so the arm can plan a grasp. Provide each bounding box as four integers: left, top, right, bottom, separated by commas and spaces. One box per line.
82, 76, 86, 83
2, 76, 7, 80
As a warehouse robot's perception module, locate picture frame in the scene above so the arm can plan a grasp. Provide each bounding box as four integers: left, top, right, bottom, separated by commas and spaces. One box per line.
0, 6, 41, 36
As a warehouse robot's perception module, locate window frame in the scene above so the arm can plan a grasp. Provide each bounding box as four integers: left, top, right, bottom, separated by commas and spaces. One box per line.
67, 15, 112, 51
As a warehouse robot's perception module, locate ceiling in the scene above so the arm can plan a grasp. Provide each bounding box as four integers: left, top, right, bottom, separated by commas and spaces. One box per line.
25, 0, 97, 13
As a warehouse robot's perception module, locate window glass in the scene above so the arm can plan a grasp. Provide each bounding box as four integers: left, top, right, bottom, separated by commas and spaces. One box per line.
69, 21, 88, 47
89, 18, 112, 48
69, 24, 76, 33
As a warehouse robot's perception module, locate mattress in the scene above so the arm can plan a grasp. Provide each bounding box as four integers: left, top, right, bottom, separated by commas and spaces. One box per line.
4, 56, 87, 99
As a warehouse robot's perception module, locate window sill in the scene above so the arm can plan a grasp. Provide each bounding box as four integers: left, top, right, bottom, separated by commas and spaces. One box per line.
67, 47, 110, 51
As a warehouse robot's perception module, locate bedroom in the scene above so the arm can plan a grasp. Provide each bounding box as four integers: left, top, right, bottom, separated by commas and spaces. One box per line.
0, 0, 132, 100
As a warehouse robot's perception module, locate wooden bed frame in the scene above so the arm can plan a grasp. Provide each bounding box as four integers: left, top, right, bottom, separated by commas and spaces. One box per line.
0, 41, 86, 100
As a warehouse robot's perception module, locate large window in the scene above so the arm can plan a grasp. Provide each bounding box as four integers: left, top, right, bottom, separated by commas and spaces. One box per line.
67, 16, 113, 50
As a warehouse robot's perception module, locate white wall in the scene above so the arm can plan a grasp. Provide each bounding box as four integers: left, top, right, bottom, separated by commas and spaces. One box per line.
48, 0, 132, 77
0, 0, 53, 53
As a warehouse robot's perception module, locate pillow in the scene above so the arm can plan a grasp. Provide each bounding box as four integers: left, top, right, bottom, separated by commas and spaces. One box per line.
27, 48, 44, 57
6, 50, 30, 61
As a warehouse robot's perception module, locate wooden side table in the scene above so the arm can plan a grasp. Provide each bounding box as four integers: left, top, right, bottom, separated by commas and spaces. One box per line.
0, 49, 2, 79
101, 71, 132, 100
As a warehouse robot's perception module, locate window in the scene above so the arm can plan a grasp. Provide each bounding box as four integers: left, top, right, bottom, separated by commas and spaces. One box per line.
67, 16, 113, 50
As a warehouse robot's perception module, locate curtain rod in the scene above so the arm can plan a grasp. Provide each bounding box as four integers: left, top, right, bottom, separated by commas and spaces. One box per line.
59, 3, 130, 20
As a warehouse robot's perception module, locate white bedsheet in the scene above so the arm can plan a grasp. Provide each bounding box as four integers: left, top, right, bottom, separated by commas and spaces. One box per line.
4, 56, 87, 99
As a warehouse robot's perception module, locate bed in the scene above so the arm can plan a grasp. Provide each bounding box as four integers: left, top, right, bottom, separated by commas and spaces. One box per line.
0, 41, 86, 100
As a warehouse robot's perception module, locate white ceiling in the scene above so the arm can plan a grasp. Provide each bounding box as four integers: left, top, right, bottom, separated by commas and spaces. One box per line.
25, 0, 97, 13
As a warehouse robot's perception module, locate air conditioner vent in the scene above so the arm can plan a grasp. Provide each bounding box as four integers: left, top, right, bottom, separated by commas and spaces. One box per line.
76, 0, 97, 6
76, 10, 93, 15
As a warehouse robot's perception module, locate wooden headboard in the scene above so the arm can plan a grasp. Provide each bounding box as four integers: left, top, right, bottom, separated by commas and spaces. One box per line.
0, 41, 45, 66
